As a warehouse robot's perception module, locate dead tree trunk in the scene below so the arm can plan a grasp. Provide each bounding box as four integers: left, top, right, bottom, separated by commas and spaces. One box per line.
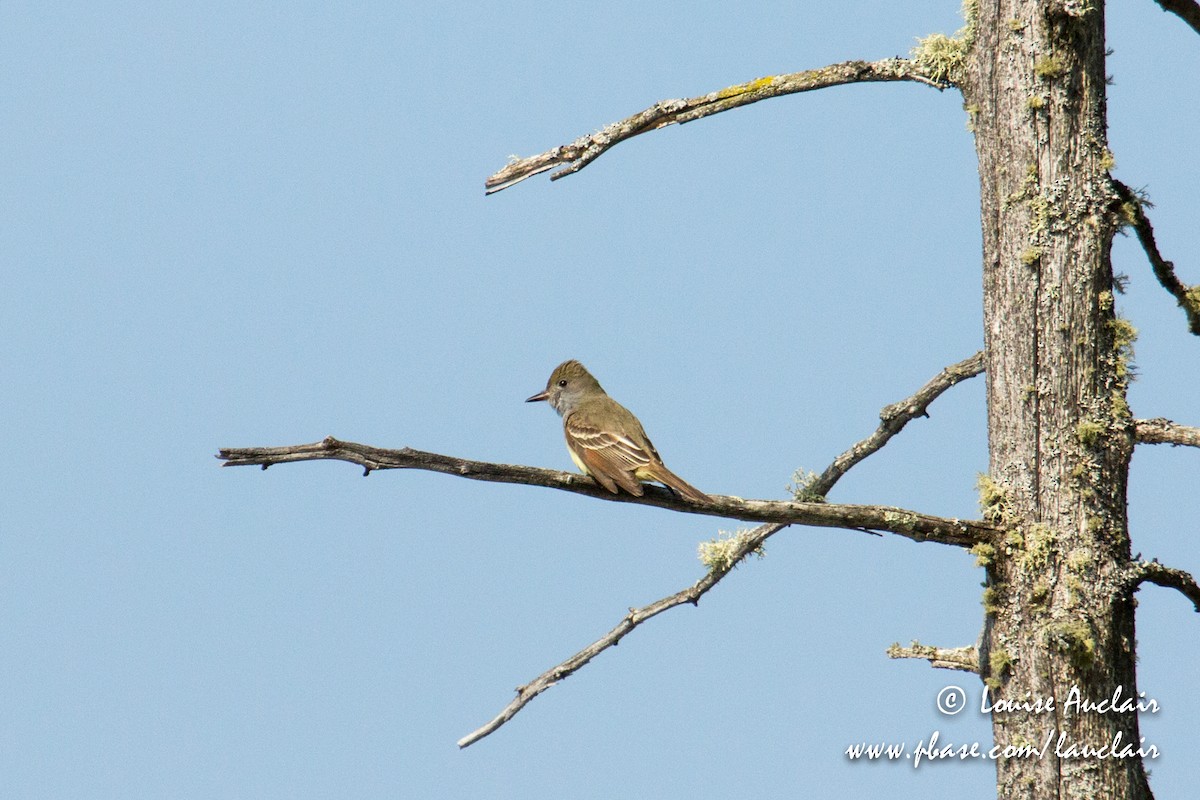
964, 2, 1152, 797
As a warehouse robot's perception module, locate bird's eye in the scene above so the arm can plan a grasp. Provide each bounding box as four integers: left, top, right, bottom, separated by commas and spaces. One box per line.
558, 379, 568, 387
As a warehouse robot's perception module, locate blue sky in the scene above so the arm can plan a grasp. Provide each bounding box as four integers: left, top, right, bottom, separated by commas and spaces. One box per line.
2, 2, 1196, 798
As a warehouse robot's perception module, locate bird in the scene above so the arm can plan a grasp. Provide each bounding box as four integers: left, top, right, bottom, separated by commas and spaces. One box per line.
526, 360, 710, 504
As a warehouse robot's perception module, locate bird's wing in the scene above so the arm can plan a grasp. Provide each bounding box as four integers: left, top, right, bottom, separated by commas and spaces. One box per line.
564, 415, 651, 495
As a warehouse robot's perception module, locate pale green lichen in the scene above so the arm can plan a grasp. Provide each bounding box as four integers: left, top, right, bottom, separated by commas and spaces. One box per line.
1048, 620, 1096, 670
1005, 163, 1040, 208
882, 510, 919, 532
1065, 575, 1086, 607
989, 648, 1013, 678
1062, 0, 1098, 17
1034, 55, 1066, 79
1115, 185, 1150, 229
971, 542, 996, 568
716, 75, 777, 100
1019, 246, 1043, 265
1111, 390, 1130, 421
1118, 201, 1140, 228
983, 585, 1004, 615
914, 33, 968, 83
1185, 285, 1200, 314
977, 473, 1009, 522
912, 0, 978, 84
963, 102, 980, 132
698, 529, 765, 573
1109, 317, 1138, 381
1028, 195, 1052, 235
787, 468, 825, 503
1067, 548, 1093, 572
1076, 419, 1105, 448
1023, 523, 1055, 570
1110, 317, 1138, 348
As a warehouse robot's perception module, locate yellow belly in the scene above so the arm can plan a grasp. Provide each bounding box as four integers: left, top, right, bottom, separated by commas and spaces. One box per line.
568, 447, 591, 476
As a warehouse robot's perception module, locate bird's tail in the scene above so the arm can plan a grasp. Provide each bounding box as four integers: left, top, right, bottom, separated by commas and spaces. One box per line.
642, 463, 710, 504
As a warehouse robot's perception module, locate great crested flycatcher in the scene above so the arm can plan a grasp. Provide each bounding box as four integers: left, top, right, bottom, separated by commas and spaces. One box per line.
526, 360, 710, 504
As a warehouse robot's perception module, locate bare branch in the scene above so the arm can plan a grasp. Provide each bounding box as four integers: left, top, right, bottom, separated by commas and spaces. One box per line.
1134, 418, 1200, 448
887, 641, 980, 673
1153, 0, 1200, 36
217, 438, 994, 546
1113, 180, 1200, 335
1133, 561, 1200, 613
485, 58, 946, 194
457, 522, 779, 747
810, 351, 985, 497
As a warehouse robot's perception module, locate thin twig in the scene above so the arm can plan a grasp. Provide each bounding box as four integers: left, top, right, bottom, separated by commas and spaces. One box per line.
887, 641, 980, 673
1113, 180, 1200, 335
485, 58, 946, 194
1153, 0, 1200, 36
1133, 561, 1200, 613
1134, 418, 1200, 448
811, 351, 985, 497
217, 438, 992, 546
456, 522, 780, 748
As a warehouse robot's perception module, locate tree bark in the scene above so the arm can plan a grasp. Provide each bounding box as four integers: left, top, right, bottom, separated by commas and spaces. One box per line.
963, 2, 1152, 797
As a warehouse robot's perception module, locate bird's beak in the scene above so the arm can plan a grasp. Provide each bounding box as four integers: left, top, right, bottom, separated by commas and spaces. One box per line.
525, 389, 549, 403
